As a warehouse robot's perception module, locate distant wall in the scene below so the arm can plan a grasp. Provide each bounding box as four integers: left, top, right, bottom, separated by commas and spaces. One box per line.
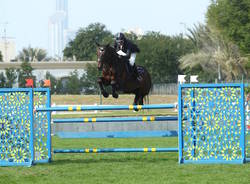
151, 83, 178, 95
53, 120, 178, 138
53, 121, 178, 133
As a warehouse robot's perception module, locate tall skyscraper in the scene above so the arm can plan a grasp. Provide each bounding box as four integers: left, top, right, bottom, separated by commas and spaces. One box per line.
56, 0, 68, 28
0, 38, 16, 62
0, 23, 16, 62
48, 0, 68, 59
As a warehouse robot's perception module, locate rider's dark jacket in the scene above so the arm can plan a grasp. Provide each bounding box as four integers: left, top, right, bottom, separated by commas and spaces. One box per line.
114, 39, 140, 60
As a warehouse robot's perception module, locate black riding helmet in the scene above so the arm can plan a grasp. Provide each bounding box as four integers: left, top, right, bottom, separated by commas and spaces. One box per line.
116, 33, 126, 44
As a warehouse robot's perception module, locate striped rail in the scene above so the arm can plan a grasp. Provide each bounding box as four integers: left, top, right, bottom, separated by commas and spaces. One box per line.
36, 104, 177, 112
54, 147, 178, 153
53, 116, 178, 123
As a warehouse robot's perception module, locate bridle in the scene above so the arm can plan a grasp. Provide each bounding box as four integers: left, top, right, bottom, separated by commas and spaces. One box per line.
97, 46, 104, 71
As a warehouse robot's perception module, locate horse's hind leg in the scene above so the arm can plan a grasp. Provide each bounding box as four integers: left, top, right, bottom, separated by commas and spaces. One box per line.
98, 77, 109, 98
138, 96, 144, 105
132, 93, 140, 112
133, 93, 140, 105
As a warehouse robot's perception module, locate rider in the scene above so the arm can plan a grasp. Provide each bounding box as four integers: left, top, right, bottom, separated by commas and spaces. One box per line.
114, 33, 140, 78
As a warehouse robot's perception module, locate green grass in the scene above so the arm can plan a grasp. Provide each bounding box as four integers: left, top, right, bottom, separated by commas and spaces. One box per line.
1, 94, 249, 183
0, 137, 249, 184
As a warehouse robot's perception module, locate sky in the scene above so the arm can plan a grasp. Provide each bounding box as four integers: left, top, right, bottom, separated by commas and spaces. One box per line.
0, 0, 211, 53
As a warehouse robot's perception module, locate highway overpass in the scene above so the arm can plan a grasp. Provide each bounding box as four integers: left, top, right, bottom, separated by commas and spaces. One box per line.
0, 61, 96, 70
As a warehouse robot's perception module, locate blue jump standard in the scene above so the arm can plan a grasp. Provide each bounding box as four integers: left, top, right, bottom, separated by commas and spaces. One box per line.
53, 147, 179, 153
53, 116, 178, 123
36, 104, 176, 112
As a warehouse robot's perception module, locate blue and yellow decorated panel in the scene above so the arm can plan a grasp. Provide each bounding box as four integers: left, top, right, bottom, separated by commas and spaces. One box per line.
179, 84, 245, 164
246, 93, 250, 161
0, 89, 34, 166
33, 88, 51, 163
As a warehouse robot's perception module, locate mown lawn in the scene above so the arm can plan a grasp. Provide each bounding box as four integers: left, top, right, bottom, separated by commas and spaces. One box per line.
0, 137, 249, 184
51, 94, 178, 105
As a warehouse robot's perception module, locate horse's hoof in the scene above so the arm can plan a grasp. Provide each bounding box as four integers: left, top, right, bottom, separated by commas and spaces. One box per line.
102, 92, 109, 98
112, 93, 119, 99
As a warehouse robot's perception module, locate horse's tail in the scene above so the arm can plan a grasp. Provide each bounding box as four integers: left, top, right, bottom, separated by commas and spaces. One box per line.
149, 82, 153, 94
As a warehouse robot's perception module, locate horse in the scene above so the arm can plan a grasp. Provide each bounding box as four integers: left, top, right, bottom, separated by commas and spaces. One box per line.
96, 43, 151, 106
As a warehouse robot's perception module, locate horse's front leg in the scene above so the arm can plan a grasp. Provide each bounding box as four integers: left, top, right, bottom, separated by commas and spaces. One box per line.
98, 77, 109, 98
111, 72, 119, 99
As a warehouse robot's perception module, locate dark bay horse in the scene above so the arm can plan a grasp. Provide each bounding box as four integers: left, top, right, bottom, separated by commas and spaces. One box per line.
97, 44, 151, 105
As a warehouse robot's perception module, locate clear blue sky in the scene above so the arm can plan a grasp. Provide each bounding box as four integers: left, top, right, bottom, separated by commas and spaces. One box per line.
0, 0, 211, 53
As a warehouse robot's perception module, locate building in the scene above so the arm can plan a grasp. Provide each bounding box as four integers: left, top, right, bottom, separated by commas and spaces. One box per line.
63, 29, 76, 48
48, 0, 69, 59
56, 0, 68, 28
126, 27, 144, 39
0, 38, 16, 62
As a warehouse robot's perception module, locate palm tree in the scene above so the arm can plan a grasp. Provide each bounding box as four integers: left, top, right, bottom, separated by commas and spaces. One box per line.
180, 24, 247, 81
18, 46, 47, 62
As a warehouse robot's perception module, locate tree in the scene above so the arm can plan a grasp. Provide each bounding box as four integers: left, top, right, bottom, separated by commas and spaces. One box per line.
0, 51, 3, 62
18, 61, 35, 87
207, 0, 250, 54
80, 63, 100, 94
18, 46, 47, 62
179, 24, 247, 81
66, 70, 81, 94
136, 32, 194, 83
0, 72, 6, 87
63, 23, 113, 60
5, 68, 17, 88
55, 79, 64, 94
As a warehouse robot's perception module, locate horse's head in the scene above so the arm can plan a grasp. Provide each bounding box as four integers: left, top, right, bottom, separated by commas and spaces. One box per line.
96, 43, 117, 71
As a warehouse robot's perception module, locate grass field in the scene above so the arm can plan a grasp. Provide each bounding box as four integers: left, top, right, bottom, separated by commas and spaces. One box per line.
51, 94, 178, 105
1, 95, 249, 184
0, 137, 249, 184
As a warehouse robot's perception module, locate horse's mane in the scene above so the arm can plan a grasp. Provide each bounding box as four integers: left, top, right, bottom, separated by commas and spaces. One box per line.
105, 45, 118, 60
104, 45, 125, 68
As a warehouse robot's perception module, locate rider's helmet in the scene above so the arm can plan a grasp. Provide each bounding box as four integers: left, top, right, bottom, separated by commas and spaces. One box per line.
116, 33, 126, 45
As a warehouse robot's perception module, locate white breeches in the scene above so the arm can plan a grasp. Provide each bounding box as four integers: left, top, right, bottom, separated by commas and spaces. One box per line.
129, 53, 136, 66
